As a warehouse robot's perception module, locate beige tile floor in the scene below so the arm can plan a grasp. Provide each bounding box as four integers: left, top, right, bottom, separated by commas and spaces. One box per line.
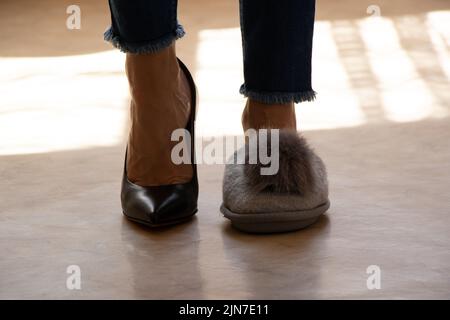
0, 0, 449, 299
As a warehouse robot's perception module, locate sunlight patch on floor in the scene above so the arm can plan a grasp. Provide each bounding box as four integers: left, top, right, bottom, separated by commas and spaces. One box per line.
0, 50, 128, 155
194, 11, 450, 137
0, 11, 448, 154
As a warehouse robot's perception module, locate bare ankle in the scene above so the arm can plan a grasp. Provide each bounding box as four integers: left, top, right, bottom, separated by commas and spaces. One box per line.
242, 98, 297, 132
125, 44, 193, 186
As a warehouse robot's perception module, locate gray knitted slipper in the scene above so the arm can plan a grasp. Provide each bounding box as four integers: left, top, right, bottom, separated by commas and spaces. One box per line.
220, 130, 330, 233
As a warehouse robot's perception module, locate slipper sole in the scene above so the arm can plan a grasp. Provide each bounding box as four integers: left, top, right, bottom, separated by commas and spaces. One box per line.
220, 200, 330, 233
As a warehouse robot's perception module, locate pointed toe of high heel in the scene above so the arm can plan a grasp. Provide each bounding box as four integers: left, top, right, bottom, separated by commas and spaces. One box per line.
121, 58, 198, 228
121, 176, 198, 227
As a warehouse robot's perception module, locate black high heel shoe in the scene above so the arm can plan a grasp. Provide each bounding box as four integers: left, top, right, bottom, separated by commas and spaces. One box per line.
121, 59, 198, 227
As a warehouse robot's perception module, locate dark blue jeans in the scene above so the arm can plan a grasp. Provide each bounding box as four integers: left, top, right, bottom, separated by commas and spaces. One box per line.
105, 0, 316, 104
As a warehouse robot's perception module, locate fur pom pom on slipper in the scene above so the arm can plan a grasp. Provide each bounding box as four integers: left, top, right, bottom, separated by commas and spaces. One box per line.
243, 130, 314, 195
221, 129, 330, 233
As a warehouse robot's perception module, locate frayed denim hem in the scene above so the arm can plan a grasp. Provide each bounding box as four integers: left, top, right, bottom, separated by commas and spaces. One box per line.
240, 84, 317, 104
104, 24, 185, 54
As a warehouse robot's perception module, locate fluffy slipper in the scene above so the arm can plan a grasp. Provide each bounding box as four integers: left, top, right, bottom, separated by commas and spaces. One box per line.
220, 130, 330, 233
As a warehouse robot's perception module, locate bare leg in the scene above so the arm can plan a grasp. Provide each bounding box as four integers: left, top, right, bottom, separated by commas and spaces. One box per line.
126, 44, 193, 186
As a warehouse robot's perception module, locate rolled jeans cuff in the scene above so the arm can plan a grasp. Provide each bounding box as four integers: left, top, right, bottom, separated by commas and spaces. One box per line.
104, 24, 185, 54
239, 84, 317, 104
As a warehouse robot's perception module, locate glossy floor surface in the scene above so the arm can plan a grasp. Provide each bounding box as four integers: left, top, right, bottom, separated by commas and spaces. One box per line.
1, 0, 449, 299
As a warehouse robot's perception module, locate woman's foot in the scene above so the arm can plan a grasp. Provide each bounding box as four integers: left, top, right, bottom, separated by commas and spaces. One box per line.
121, 58, 199, 227
221, 98, 330, 233
125, 44, 193, 186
